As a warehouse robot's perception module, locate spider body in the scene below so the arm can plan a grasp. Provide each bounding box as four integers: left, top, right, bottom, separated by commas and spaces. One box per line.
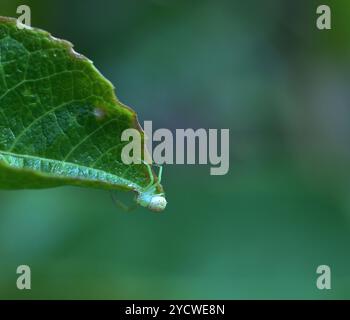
136, 187, 167, 212
136, 162, 167, 212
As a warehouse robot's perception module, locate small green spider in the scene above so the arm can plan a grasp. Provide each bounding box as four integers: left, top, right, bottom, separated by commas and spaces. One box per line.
136, 161, 167, 212
112, 161, 167, 212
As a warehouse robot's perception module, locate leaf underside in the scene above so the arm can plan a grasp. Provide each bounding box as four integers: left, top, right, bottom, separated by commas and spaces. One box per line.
0, 17, 162, 195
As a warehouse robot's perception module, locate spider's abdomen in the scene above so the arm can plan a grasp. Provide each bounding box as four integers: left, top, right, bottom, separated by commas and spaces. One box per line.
148, 195, 167, 212
136, 192, 167, 212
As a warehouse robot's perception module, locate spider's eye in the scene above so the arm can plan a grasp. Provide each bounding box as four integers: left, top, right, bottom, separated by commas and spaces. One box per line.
148, 195, 167, 212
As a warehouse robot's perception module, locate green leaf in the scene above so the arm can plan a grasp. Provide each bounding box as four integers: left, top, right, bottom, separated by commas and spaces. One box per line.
0, 17, 166, 211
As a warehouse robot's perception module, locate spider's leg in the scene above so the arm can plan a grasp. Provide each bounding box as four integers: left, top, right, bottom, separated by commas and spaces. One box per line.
157, 165, 163, 184
110, 191, 137, 213
142, 160, 154, 189
151, 163, 163, 185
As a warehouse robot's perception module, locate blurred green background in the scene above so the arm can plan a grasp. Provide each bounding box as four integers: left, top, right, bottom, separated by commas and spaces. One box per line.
1, 0, 350, 299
